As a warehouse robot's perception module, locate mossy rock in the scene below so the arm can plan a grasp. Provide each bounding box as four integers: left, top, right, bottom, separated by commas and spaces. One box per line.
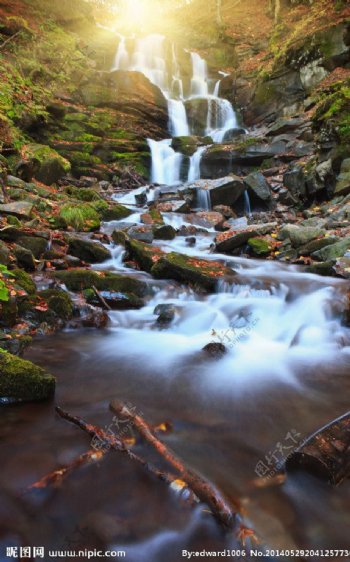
0, 351, 55, 403
39, 289, 73, 320
0, 241, 10, 265
151, 252, 234, 292
22, 144, 71, 186
16, 235, 48, 258
125, 239, 166, 272
59, 204, 100, 231
99, 204, 132, 222
248, 237, 272, 256
153, 225, 176, 240
64, 186, 101, 202
67, 237, 112, 264
13, 244, 35, 271
12, 269, 36, 294
55, 269, 147, 297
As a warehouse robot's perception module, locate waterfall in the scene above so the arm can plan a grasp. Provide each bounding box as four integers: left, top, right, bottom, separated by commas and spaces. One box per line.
190, 52, 209, 97
148, 139, 182, 185
197, 188, 211, 211
244, 191, 252, 217
188, 146, 206, 183
112, 35, 239, 187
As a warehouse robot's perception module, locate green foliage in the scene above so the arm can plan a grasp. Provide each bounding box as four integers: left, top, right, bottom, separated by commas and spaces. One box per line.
59, 203, 100, 231
0, 265, 14, 302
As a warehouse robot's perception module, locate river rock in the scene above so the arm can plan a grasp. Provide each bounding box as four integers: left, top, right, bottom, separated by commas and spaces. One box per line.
13, 244, 35, 271
156, 200, 190, 213
21, 144, 71, 185
55, 269, 147, 296
16, 235, 48, 258
154, 304, 176, 325
0, 351, 55, 402
151, 251, 234, 292
127, 225, 154, 244
0, 241, 10, 265
278, 224, 325, 248
215, 223, 277, 253
67, 237, 112, 264
283, 164, 306, 197
312, 237, 350, 262
185, 176, 245, 207
202, 342, 227, 358
244, 172, 272, 206
153, 225, 176, 240
135, 190, 148, 205
125, 239, 166, 272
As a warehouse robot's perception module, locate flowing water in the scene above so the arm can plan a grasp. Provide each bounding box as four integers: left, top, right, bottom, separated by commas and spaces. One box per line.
1, 182, 350, 560
1, 36, 350, 562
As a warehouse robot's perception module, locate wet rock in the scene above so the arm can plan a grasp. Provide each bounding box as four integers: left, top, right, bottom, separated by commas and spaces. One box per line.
55, 269, 147, 297
0, 351, 55, 402
127, 225, 154, 244
80, 308, 109, 329
185, 236, 196, 247
84, 289, 144, 310
125, 239, 165, 272
67, 237, 112, 264
156, 200, 190, 213
334, 159, 350, 197
13, 244, 35, 271
223, 128, 246, 142
0, 201, 33, 219
171, 135, 211, 157
135, 190, 148, 205
335, 258, 350, 280
151, 252, 234, 292
186, 176, 245, 207
278, 225, 325, 248
202, 342, 227, 358
213, 205, 235, 219
195, 211, 224, 229
306, 262, 335, 276
298, 236, 339, 256
0, 226, 21, 242
100, 204, 132, 222
244, 172, 272, 207
12, 269, 36, 294
141, 209, 164, 226
153, 225, 176, 240
215, 223, 277, 253
154, 304, 176, 325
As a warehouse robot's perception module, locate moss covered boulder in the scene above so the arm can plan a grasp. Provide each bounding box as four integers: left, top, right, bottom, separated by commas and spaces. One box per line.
12, 269, 36, 294
16, 235, 48, 258
248, 237, 272, 256
59, 204, 101, 231
55, 269, 147, 297
100, 203, 132, 222
22, 144, 71, 185
125, 239, 166, 272
67, 236, 112, 264
39, 289, 73, 320
0, 351, 55, 403
151, 252, 234, 292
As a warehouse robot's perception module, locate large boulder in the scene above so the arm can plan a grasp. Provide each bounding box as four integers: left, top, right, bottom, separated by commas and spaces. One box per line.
0, 201, 33, 219
312, 237, 350, 262
0, 351, 55, 403
55, 269, 147, 296
185, 176, 245, 207
244, 172, 273, 208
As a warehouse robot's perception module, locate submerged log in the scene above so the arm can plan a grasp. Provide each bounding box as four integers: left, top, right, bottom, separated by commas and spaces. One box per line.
110, 400, 238, 531
285, 411, 350, 485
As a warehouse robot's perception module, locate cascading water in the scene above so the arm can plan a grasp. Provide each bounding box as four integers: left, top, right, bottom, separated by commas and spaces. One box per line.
112, 34, 238, 186
196, 188, 211, 211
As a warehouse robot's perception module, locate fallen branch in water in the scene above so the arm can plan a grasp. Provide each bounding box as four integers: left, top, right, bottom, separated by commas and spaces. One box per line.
25, 449, 106, 493
110, 400, 241, 532
92, 285, 112, 311
52, 406, 185, 493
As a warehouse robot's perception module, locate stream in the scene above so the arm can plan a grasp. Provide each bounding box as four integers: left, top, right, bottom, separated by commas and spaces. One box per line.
1, 33, 350, 562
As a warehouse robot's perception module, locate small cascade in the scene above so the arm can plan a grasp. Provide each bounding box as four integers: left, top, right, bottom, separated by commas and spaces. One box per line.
197, 188, 211, 211
209, 99, 238, 142
113, 35, 129, 70
213, 80, 221, 97
188, 146, 206, 183
244, 191, 252, 217
148, 139, 182, 185
168, 99, 189, 137
190, 53, 209, 97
